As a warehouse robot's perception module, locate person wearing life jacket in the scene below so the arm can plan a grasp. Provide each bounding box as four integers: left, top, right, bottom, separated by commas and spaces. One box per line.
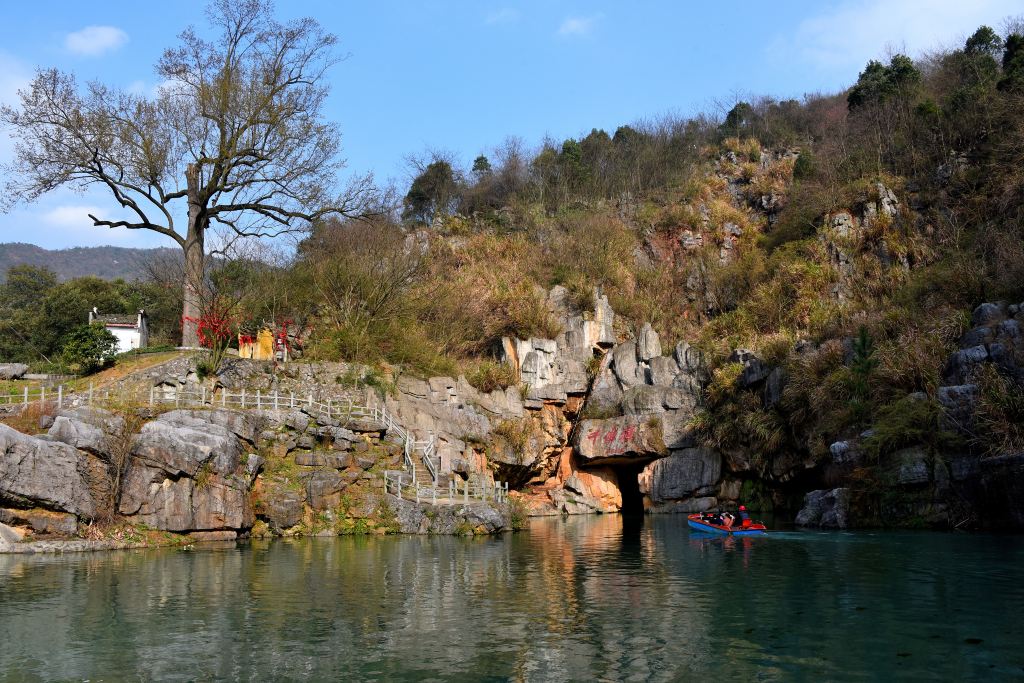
738, 505, 751, 528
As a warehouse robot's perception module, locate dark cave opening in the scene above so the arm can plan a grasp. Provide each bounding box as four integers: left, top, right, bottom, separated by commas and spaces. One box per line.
615, 461, 648, 516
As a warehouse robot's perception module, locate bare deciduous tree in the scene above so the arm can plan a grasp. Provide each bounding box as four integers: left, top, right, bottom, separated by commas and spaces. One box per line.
1, 0, 372, 346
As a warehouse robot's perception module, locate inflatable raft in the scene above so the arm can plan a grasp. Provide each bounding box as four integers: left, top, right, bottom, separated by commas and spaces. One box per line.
687, 513, 767, 536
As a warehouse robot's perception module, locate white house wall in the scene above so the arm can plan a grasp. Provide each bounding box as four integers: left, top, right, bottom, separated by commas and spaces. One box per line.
108, 327, 142, 354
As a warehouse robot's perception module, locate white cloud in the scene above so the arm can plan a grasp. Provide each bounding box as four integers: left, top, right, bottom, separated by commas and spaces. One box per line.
558, 14, 602, 37
64, 25, 128, 57
41, 205, 110, 230
485, 8, 519, 25
781, 0, 1022, 73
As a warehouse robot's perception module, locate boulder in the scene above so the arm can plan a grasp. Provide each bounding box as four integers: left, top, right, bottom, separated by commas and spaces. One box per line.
937, 384, 979, 431
304, 469, 359, 510
649, 356, 679, 387
118, 463, 252, 531
294, 451, 353, 469
674, 341, 705, 374
829, 441, 858, 464
0, 522, 24, 551
971, 302, 1004, 327
0, 424, 96, 519
612, 342, 646, 387
131, 417, 242, 478
638, 448, 722, 504
944, 346, 988, 384
795, 488, 850, 528
46, 407, 124, 457
258, 487, 304, 530
895, 447, 930, 486
587, 367, 624, 415
158, 409, 259, 443
0, 507, 78, 535
622, 385, 667, 415
0, 364, 29, 380
659, 409, 698, 450
764, 367, 786, 408
389, 496, 510, 534
637, 323, 662, 362
728, 349, 770, 386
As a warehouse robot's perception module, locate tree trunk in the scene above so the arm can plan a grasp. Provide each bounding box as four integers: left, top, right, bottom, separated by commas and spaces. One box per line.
181, 164, 206, 348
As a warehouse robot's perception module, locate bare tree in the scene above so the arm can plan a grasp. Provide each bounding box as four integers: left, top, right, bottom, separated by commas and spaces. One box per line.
1, 0, 373, 346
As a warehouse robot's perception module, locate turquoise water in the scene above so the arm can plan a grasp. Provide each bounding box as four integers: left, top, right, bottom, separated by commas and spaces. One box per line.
1, 515, 1022, 681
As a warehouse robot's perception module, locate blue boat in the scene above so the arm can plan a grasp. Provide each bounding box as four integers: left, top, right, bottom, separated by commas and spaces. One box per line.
687, 513, 767, 536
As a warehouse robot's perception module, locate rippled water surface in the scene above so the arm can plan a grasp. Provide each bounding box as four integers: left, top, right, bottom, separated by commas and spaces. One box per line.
2, 515, 1023, 681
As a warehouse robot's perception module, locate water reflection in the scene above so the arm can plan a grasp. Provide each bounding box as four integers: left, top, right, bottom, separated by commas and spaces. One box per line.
1, 517, 1023, 681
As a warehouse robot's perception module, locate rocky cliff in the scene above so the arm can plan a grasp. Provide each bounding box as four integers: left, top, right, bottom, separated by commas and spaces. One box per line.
0, 400, 511, 549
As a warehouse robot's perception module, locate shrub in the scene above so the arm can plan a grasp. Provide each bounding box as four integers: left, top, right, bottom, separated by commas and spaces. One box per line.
973, 364, 1024, 455
706, 362, 744, 406
59, 323, 119, 374
507, 495, 530, 530
492, 418, 535, 464
467, 360, 518, 393
862, 395, 959, 461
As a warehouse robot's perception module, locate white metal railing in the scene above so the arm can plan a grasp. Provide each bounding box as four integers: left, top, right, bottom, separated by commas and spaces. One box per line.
1, 385, 70, 409
383, 470, 509, 506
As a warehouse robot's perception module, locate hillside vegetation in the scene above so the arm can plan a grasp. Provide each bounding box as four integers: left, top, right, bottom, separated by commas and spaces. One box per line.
0, 244, 178, 282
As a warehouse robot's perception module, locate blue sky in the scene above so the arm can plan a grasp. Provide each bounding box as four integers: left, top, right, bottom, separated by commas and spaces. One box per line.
0, 0, 1020, 250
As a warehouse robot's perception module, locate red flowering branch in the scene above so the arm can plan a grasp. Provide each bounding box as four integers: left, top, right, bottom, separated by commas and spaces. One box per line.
182, 295, 239, 376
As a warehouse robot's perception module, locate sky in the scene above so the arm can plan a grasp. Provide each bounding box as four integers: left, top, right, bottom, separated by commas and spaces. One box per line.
0, 0, 1020, 250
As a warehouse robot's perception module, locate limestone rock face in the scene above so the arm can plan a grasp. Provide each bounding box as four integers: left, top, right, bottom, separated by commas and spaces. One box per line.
0, 363, 29, 380
304, 469, 360, 510
0, 507, 78, 535
118, 463, 252, 531
621, 385, 667, 416
46, 407, 124, 457
728, 349, 770, 387
638, 448, 722, 505
0, 424, 96, 519
563, 468, 622, 511
257, 486, 303, 530
587, 367, 624, 415
895, 447, 930, 486
158, 409, 260, 444
575, 415, 665, 461
131, 416, 242, 478
795, 488, 850, 528
0, 522, 24, 550
612, 342, 646, 387
388, 496, 511, 534
48, 416, 110, 455
636, 323, 662, 362
649, 356, 678, 387
294, 451, 353, 469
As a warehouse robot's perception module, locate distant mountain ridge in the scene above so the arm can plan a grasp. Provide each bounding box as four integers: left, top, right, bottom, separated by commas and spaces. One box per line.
0, 243, 178, 282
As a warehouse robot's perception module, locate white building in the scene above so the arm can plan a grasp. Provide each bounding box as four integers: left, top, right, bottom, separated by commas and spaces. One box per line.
88, 308, 149, 354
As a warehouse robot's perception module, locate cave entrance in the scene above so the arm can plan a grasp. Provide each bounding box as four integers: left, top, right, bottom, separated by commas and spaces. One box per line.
615, 461, 647, 516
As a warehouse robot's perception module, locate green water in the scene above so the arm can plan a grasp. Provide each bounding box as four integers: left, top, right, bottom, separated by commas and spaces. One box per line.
1, 515, 1022, 681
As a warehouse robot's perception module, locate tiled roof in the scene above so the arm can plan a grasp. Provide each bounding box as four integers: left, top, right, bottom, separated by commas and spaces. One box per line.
96, 314, 138, 326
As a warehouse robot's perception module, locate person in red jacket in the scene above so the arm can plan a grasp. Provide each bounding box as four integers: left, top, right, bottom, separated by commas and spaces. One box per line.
738, 505, 751, 528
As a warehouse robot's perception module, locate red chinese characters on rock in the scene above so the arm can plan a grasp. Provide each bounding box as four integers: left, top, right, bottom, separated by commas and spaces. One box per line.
586, 422, 641, 452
